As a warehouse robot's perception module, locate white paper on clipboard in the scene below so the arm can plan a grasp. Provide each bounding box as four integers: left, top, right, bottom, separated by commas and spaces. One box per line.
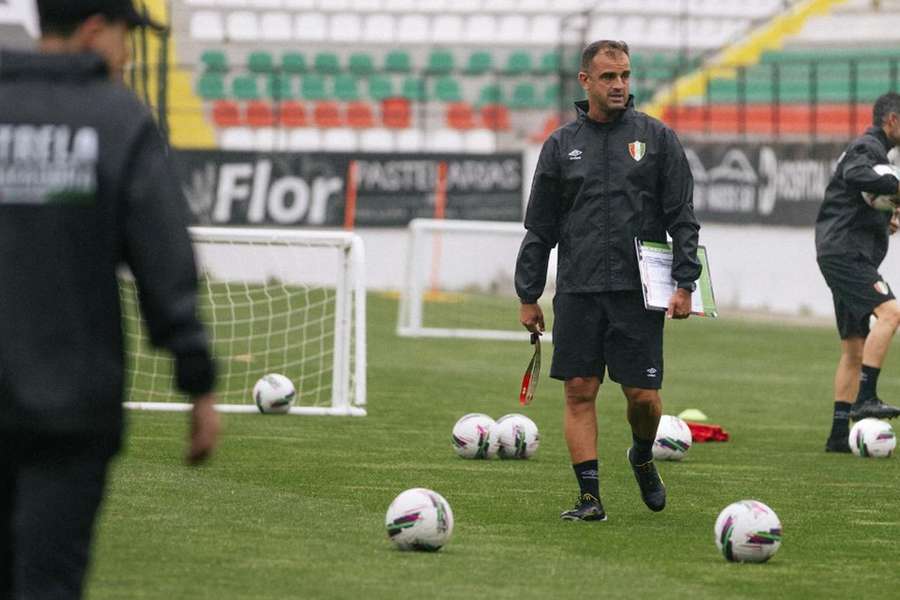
635, 239, 718, 318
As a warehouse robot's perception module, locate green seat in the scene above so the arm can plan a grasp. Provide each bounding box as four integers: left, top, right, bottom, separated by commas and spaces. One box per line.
504, 51, 532, 75
301, 74, 328, 100
401, 77, 427, 101
510, 82, 537, 109
349, 53, 375, 76
385, 50, 411, 73
477, 83, 503, 106
368, 75, 393, 101
200, 50, 228, 73
282, 52, 307, 74
314, 52, 341, 74
434, 77, 461, 102
334, 74, 359, 101
543, 83, 559, 108
196, 73, 225, 100
232, 75, 259, 100
248, 51, 274, 74
267, 74, 294, 100
427, 50, 454, 74
629, 53, 646, 70
537, 51, 560, 74
464, 51, 493, 75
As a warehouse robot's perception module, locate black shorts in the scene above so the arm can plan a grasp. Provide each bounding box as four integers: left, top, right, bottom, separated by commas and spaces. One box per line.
550, 291, 665, 389
818, 254, 895, 339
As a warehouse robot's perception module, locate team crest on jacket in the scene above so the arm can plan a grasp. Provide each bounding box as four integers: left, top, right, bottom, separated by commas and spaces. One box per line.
628, 141, 646, 162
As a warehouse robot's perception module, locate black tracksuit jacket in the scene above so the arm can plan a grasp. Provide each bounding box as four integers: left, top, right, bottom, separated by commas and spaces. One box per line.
515, 98, 701, 303
815, 126, 899, 266
0, 50, 214, 436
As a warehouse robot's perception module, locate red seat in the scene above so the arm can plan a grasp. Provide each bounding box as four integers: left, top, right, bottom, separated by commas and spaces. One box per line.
480, 103, 510, 131
211, 100, 241, 127
381, 98, 411, 129
346, 101, 375, 128
246, 101, 275, 127
446, 102, 475, 130
279, 101, 307, 127
314, 101, 342, 128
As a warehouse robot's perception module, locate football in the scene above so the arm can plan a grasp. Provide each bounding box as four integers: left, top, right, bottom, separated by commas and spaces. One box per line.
451, 413, 498, 459
252, 373, 296, 414
385, 488, 454, 551
653, 415, 693, 461
861, 164, 900, 211
714, 500, 783, 563
491, 413, 540, 459
849, 418, 896, 458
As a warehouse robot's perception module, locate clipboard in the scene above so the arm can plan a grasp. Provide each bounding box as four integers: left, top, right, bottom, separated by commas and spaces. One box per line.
635, 239, 718, 318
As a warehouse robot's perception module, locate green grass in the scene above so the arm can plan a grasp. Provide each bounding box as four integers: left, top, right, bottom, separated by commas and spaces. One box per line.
89, 294, 900, 599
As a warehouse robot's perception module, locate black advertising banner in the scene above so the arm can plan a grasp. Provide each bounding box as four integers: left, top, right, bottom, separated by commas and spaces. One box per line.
683, 140, 850, 227
174, 150, 523, 227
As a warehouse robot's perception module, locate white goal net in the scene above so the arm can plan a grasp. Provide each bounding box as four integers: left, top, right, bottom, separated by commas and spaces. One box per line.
121, 227, 366, 416
397, 219, 556, 341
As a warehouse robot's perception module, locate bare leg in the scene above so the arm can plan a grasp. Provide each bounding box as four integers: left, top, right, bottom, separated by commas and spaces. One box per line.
564, 377, 601, 463
863, 300, 900, 367
622, 386, 662, 441
834, 337, 864, 402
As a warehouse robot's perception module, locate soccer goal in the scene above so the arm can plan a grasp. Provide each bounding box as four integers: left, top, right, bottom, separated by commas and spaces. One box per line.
397, 218, 556, 341
121, 227, 366, 416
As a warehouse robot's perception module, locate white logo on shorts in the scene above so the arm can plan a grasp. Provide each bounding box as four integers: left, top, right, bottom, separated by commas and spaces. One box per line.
874, 281, 890, 295
646, 368, 658, 378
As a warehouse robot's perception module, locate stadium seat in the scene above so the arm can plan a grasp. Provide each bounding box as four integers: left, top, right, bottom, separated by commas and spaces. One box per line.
395, 128, 423, 152
464, 15, 496, 43
220, 127, 254, 150
510, 82, 538, 109
396, 14, 429, 43
301, 74, 328, 100
477, 83, 503, 107
368, 75, 394, 102
200, 50, 228, 73
232, 76, 260, 100
464, 52, 493, 75
543, 83, 560, 109
197, 73, 226, 100
446, 102, 475, 130
362, 14, 395, 43
330, 13, 362, 42
314, 52, 341, 75
248, 51, 274, 74
537, 51, 560, 74
432, 15, 463, 43
279, 101, 307, 127
346, 102, 375, 129
381, 98, 411, 129
426, 129, 464, 152
246, 101, 275, 127
427, 50, 455, 75
334, 74, 360, 101
496, 15, 528, 43
260, 11, 292, 41
401, 77, 427, 102
529, 15, 560, 44
253, 128, 288, 152
464, 129, 496, 154
282, 52, 307, 74
504, 51, 533, 75
227, 11, 258, 41
288, 128, 321, 151
313, 101, 342, 128
385, 50, 412, 73
359, 129, 395, 152
481, 104, 510, 130
211, 100, 241, 127
267, 74, 294, 100
295, 13, 327, 41
349, 53, 375, 76
190, 11, 224, 41
434, 77, 461, 102
322, 129, 358, 151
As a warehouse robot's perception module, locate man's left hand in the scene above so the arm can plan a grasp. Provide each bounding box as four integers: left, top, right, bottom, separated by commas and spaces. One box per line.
667, 288, 692, 319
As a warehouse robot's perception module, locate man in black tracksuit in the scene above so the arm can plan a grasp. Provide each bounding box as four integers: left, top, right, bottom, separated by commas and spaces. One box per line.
816, 92, 900, 454
515, 40, 701, 521
0, 2, 220, 597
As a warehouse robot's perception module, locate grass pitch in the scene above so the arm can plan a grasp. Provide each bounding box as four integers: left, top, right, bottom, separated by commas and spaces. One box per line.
89, 295, 900, 599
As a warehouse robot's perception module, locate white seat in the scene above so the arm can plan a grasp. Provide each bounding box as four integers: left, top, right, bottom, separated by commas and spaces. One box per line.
322, 129, 358, 152
394, 129, 423, 152
295, 13, 327, 41
362, 14, 395, 43
359, 128, 395, 152
426, 129, 464, 152
260, 12, 292, 40
330, 13, 362, 42
463, 129, 496, 154
220, 127, 255, 150
217, 0, 248, 7
288, 128, 322, 151
226, 11, 259, 41
496, 15, 528, 43
254, 128, 290, 151
587, 16, 617, 41
283, 0, 315, 8
396, 14, 429, 43
450, 0, 481, 11
463, 15, 495, 43
431, 15, 463, 43
383, 0, 415, 11
185, 0, 216, 6
350, 0, 383, 9
247, 0, 283, 7
416, 0, 450, 11
190, 11, 224, 41
529, 15, 560, 44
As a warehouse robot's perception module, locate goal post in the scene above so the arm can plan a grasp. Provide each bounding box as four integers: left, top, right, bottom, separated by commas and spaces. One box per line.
397, 218, 556, 342
122, 227, 367, 416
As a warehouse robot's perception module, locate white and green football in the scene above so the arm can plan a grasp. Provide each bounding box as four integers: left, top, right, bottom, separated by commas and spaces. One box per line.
253, 373, 296, 414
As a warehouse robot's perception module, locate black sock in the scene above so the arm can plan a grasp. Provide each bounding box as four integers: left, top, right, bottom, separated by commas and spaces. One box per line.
856, 365, 881, 402
829, 401, 851, 439
572, 460, 599, 499
631, 433, 654, 464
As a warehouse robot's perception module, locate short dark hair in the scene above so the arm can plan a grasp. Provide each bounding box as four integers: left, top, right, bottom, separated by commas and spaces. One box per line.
580, 40, 630, 72
873, 92, 900, 126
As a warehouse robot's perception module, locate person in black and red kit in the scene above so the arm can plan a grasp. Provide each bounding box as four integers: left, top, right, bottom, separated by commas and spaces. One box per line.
0, 2, 220, 598
817, 92, 900, 454
515, 40, 701, 521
